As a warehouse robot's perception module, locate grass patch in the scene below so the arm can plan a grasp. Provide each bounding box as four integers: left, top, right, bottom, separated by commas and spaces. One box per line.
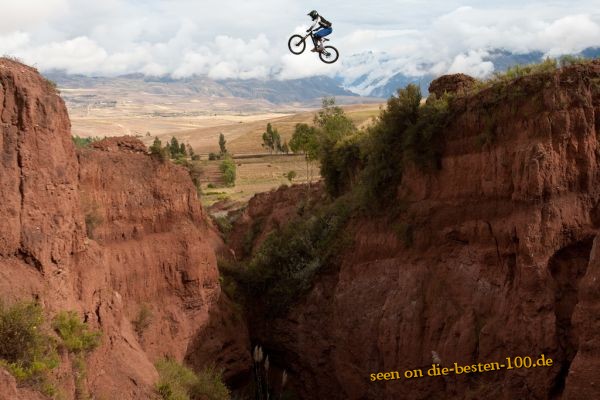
156, 358, 230, 400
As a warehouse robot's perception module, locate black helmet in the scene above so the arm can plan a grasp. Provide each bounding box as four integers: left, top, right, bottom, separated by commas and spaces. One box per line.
308, 10, 319, 19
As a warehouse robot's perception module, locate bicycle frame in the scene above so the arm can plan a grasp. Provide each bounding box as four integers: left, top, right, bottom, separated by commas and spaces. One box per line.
302, 30, 328, 47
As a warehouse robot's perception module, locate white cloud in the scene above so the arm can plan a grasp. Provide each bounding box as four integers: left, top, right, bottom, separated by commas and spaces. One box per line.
0, 0, 598, 86
0, 0, 68, 34
447, 50, 494, 78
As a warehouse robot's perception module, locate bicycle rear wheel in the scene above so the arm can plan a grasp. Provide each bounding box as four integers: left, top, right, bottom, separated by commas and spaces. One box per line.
319, 46, 339, 64
288, 35, 306, 55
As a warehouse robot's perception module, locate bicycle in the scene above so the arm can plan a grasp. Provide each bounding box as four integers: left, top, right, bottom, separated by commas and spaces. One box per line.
287, 29, 339, 64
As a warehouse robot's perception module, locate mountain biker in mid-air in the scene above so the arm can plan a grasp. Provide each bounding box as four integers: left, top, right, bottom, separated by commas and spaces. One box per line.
306, 10, 333, 52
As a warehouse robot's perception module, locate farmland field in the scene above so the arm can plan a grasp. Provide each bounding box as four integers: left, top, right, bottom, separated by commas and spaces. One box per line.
69, 98, 382, 206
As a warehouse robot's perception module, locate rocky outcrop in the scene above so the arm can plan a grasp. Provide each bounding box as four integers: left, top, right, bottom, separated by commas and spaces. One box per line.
428, 73, 476, 98
237, 62, 600, 399
0, 58, 250, 398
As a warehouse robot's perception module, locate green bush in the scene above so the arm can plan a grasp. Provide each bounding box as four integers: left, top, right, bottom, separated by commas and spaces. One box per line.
314, 98, 358, 196
284, 170, 297, 183
156, 359, 230, 400
0, 302, 58, 391
227, 197, 353, 317
359, 84, 421, 205
320, 132, 366, 197
219, 158, 236, 187
52, 311, 101, 354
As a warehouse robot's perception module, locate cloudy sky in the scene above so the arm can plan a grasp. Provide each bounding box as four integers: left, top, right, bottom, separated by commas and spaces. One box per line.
0, 0, 599, 85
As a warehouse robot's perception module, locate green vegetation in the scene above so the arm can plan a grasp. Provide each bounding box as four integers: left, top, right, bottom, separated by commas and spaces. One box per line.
0, 302, 102, 398
290, 123, 319, 185
150, 137, 203, 195
559, 54, 589, 67
261, 123, 282, 154
73, 135, 101, 148
221, 196, 353, 316
284, 170, 297, 183
151, 136, 197, 162
494, 58, 557, 82
0, 302, 59, 393
150, 137, 170, 161
219, 133, 228, 155
155, 358, 230, 400
52, 311, 101, 400
52, 311, 101, 354
132, 305, 153, 337
219, 158, 237, 187
467, 56, 596, 96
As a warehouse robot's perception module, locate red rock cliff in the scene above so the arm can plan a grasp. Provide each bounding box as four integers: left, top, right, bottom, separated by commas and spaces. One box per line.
239, 61, 600, 400
0, 58, 250, 398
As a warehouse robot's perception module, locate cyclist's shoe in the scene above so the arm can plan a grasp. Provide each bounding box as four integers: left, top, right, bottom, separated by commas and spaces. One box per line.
311, 47, 319, 52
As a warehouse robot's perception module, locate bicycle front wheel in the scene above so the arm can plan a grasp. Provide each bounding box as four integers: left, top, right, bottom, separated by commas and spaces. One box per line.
288, 35, 306, 55
319, 46, 339, 64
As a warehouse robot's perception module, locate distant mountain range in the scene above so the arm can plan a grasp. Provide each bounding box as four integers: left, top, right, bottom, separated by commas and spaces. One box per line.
45, 47, 600, 105
45, 72, 362, 105
342, 47, 600, 98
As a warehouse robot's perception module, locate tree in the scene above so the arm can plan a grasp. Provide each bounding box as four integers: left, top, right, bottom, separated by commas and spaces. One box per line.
290, 123, 319, 185
284, 170, 297, 183
281, 141, 290, 154
179, 143, 187, 157
150, 137, 170, 162
313, 97, 357, 196
220, 158, 236, 187
262, 123, 281, 154
219, 133, 227, 155
170, 137, 180, 158
150, 137, 162, 154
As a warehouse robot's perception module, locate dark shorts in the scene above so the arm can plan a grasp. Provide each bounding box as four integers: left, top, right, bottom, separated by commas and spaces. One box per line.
314, 27, 332, 38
